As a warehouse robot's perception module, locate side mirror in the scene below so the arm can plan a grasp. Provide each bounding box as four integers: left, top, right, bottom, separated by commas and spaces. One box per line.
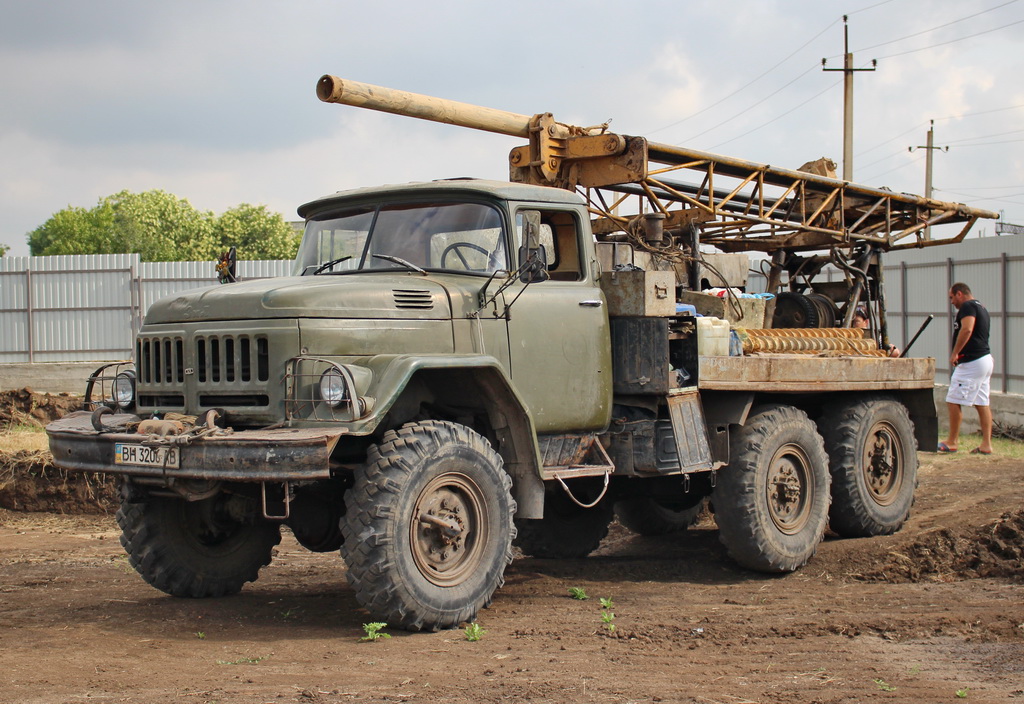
518, 210, 549, 284
216, 247, 237, 284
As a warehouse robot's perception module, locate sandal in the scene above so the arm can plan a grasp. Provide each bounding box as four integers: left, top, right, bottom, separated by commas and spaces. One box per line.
970, 447, 992, 455
937, 442, 957, 453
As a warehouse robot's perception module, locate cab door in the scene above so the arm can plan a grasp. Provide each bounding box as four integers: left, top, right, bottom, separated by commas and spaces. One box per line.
504, 206, 612, 433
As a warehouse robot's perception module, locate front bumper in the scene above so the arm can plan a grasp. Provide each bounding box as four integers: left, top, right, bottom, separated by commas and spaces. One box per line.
47, 412, 344, 482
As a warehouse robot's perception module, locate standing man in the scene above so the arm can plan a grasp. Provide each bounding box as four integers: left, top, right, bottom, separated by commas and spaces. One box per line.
938, 282, 994, 454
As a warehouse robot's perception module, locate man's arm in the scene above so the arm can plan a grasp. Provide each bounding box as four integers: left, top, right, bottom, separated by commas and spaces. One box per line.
950, 315, 976, 367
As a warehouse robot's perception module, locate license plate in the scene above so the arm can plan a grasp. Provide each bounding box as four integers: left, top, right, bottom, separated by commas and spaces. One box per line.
114, 443, 180, 469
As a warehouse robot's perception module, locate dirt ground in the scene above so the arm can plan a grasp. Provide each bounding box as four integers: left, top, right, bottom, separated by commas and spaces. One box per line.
1, 392, 1023, 703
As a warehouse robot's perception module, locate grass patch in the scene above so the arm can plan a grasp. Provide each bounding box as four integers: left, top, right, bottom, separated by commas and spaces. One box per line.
0, 429, 50, 454
934, 432, 1024, 459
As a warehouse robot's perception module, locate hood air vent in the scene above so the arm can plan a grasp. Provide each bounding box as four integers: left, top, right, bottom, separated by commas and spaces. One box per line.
393, 289, 434, 310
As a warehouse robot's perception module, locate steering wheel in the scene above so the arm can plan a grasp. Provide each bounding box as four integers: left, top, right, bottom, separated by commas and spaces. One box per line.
441, 242, 489, 271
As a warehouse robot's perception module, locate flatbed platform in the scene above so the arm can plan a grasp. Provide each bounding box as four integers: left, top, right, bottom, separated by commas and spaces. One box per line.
697, 355, 936, 392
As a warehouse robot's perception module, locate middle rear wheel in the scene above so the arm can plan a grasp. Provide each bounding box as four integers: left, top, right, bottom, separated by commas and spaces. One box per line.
712, 405, 830, 573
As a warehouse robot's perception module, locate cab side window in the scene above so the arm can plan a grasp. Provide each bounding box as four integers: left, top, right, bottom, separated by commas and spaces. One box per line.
515, 209, 583, 281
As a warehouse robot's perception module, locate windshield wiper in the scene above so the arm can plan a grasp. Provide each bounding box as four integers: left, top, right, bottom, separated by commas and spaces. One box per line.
309, 255, 352, 275
372, 254, 427, 275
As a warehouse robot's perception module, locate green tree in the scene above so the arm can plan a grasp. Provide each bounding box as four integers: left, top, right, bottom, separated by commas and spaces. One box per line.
214, 203, 300, 260
27, 190, 295, 262
0, 243, 9, 256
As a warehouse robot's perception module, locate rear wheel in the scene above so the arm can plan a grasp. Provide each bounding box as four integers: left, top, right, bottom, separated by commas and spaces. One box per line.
615, 497, 706, 536
117, 493, 281, 598
340, 421, 515, 631
818, 397, 917, 537
515, 479, 614, 558
713, 405, 830, 572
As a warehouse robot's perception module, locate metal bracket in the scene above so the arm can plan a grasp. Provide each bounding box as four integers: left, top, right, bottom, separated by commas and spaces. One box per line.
261, 481, 291, 520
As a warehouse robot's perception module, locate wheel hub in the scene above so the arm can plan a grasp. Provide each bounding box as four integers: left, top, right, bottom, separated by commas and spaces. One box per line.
766, 444, 812, 534
863, 421, 902, 505
410, 474, 487, 586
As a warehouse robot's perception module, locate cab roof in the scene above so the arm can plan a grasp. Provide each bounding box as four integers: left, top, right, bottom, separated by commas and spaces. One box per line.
297, 178, 585, 218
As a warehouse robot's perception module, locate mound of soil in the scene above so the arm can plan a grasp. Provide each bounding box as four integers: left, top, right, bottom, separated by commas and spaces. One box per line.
0, 450, 117, 514
0, 387, 81, 428
860, 510, 1024, 583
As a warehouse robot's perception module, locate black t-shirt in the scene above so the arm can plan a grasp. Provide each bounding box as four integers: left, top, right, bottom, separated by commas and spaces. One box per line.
953, 299, 991, 363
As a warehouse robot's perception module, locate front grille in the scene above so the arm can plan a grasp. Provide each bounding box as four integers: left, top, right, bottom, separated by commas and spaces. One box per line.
139, 394, 186, 407
393, 289, 434, 309
200, 394, 270, 407
136, 331, 274, 411
195, 334, 269, 383
138, 337, 185, 385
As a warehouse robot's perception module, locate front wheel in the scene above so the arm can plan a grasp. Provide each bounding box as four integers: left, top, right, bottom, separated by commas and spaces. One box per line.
712, 405, 830, 573
117, 493, 281, 598
818, 396, 918, 537
340, 421, 516, 631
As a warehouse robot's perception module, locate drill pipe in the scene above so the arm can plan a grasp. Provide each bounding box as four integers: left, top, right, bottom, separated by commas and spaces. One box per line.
734, 327, 879, 354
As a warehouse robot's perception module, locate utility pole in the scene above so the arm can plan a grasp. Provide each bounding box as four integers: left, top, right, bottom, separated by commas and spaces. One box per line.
822, 15, 877, 181
909, 120, 949, 240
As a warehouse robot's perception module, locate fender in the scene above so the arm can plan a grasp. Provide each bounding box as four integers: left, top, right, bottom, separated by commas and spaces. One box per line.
308, 353, 546, 518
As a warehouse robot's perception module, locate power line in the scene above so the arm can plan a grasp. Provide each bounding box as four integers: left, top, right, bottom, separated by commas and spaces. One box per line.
860, 152, 924, 182
937, 188, 1024, 206
857, 147, 911, 172
935, 102, 1024, 121
852, 0, 1018, 54
707, 74, 844, 151
848, 0, 898, 14
647, 18, 840, 137
937, 184, 1024, 190
856, 103, 1024, 163
944, 128, 1024, 144
677, 63, 820, 144
874, 17, 1024, 60
856, 122, 927, 157
946, 137, 1024, 147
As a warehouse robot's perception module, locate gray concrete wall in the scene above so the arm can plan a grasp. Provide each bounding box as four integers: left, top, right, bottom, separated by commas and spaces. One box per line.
934, 386, 1024, 434
0, 362, 100, 394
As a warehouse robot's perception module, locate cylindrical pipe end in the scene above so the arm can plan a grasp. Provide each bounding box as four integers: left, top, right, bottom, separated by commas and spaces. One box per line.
317, 75, 343, 103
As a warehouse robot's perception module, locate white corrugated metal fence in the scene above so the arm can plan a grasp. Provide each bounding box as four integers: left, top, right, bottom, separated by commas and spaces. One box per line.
0, 255, 291, 363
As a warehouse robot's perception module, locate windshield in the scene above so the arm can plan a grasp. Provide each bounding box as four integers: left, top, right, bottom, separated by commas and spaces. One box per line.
293, 201, 508, 276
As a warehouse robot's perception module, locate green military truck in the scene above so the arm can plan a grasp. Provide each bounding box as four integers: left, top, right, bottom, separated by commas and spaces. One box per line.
47, 76, 996, 631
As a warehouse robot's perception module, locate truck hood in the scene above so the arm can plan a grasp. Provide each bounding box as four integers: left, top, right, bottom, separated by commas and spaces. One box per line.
144, 274, 470, 324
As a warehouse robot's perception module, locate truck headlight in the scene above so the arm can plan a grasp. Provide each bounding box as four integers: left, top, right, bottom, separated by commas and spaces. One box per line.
319, 368, 349, 407
113, 371, 136, 409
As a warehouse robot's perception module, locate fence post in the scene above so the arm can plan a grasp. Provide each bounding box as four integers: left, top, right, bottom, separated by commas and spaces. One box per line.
25, 267, 34, 363
900, 261, 908, 348
130, 263, 140, 352
1001, 252, 1008, 394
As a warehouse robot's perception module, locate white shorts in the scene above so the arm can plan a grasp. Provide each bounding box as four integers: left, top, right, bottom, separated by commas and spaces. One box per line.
946, 354, 994, 407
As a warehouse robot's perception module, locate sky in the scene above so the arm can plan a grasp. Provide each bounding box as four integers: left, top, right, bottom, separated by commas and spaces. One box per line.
1, 0, 1022, 257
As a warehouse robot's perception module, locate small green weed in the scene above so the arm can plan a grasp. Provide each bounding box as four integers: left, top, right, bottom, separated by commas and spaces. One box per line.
873, 678, 896, 692
568, 587, 589, 600
956, 688, 969, 699
195, 631, 206, 640
600, 597, 616, 634
360, 622, 391, 642
464, 622, 486, 641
